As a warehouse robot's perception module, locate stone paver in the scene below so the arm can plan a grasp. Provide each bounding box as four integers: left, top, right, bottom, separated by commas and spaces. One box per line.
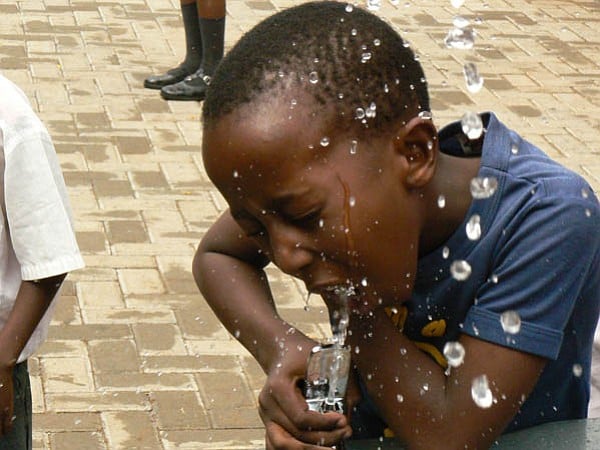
1, 0, 598, 448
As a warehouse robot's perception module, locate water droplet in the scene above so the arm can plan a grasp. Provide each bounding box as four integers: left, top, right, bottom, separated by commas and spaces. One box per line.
318, 218, 325, 228
572, 364, 583, 377
361, 277, 368, 287
466, 214, 481, 240
365, 102, 377, 118
305, 292, 312, 311
308, 71, 319, 84
234, 329, 241, 338
355, 346, 360, 354
355, 108, 366, 119
585, 209, 591, 217
500, 310, 521, 334
581, 188, 589, 199
444, 26, 475, 49
450, 260, 472, 281
442, 246, 450, 259
443, 341, 466, 367
437, 194, 446, 208
490, 274, 499, 283
373, 38, 381, 46
463, 62, 483, 93
453, 16, 470, 29
367, 0, 381, 11
418, 110, 433, 120
399, 347, 407, 356
351, 28, 358, 36
461, 111, 484, 139
471, 375, 493, 408
345, 3, 354, 12
320, 137, 330, 147
361, 52, 372, 63
349, 139, 358, 155
451, 0, 465, 7
470, 176, 498, 199
349, 196, 356, 207
511, 142, 519, 154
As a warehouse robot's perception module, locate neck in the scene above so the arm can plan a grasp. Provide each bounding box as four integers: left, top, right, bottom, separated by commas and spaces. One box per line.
418, 151, 481, 256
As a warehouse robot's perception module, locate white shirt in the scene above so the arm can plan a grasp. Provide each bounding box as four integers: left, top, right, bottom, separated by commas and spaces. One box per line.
0, 74, 84, 362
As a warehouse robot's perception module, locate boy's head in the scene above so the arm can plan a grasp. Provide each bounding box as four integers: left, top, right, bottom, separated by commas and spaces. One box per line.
202, 1, 429, 137
202, 2, 441, 310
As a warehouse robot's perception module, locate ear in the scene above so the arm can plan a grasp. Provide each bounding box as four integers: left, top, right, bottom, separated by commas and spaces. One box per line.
393, 115, 438, 188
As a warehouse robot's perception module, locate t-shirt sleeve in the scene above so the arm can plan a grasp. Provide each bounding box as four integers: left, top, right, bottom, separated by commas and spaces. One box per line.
462, 188, 600, 360
4, 127, 85, 280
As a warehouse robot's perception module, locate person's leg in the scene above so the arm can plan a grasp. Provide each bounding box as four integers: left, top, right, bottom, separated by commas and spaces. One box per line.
0, 361, 32, 450
160, 0, 226, 101
144, 0, 203, 89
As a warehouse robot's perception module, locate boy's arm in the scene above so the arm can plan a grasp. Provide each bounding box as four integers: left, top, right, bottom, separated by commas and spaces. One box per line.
348, 309, 545, 450
193, 211, 351, 447
0, 274, 66, 436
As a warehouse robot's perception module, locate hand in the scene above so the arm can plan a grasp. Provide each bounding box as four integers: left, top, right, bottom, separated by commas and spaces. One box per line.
0, 363, 15, 437
259, 336, 352, 449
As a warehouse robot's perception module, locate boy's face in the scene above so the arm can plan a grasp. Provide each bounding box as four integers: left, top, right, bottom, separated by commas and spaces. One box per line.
203, 92, 423, 311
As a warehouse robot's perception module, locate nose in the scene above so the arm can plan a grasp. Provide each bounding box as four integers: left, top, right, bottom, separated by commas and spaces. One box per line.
267, 223, 313, 276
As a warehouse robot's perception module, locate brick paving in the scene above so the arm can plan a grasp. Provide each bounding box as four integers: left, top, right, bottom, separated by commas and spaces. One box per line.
1, 0, 599, 448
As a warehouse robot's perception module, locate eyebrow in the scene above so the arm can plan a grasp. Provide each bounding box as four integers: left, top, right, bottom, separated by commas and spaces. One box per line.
230, 187, 315, 221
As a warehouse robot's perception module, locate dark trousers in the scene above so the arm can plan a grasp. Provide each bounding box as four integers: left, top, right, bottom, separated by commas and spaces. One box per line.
0, 361, 32, 450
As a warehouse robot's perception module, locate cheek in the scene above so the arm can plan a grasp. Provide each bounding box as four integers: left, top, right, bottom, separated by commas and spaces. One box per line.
352, 209, 420, 293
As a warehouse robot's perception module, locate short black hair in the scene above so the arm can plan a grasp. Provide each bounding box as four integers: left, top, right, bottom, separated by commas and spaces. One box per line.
202, 1, 429, 136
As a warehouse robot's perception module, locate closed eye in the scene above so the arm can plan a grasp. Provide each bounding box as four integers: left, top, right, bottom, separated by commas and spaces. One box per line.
289, 209, 322, 229
233, 216, 267, 239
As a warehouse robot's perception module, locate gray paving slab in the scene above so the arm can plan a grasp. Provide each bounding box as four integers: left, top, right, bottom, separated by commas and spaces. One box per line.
1, 0, 598, 448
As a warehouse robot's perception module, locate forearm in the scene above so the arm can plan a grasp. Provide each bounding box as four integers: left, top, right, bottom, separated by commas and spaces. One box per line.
348, 307, 545, 449
194, 250, 313, 372
0, 274, 65, 366
349, 308, 450, 440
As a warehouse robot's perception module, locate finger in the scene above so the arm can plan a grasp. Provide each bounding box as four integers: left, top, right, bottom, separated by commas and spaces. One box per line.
260, 388, 349, 439
261, 405, 351, 448
271, 382, 347, 431
266, 421, 341, 450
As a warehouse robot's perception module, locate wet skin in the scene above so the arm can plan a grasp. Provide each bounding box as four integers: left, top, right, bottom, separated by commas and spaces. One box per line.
197, 91, 547, 449
204, 92, 440, 311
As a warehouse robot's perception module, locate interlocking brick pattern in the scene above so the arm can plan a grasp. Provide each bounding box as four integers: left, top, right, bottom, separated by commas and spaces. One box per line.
1, 0, 598, 448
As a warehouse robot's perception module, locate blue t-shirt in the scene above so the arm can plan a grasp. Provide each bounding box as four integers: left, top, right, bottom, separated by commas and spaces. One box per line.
388, 113, 600, 433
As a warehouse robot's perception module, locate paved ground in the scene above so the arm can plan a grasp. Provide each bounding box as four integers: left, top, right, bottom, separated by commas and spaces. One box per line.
1, 0, 599, 448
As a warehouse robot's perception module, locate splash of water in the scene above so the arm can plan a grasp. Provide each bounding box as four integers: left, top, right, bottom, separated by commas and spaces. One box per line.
367, 0, 382, 11
443, 341, 466, 367
470, 176, 498, 199
466, 214, 482, 240
463, 62, 483, 93
471, 374, 493, 408
450, 260, 472, 281
444, 26, 475, 49
500, 310, 521, 334
461, 111, 483, 139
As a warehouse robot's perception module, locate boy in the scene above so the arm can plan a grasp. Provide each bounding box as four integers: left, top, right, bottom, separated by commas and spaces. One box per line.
192, 2, 600, 449
0, 73, 84, 449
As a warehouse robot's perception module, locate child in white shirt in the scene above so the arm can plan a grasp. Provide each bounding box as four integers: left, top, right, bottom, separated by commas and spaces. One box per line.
0, 73, 84, 449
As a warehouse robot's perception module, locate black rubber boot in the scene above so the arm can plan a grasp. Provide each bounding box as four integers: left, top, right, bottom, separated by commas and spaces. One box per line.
144, 2, 202, 89
160, 16, 225, 101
